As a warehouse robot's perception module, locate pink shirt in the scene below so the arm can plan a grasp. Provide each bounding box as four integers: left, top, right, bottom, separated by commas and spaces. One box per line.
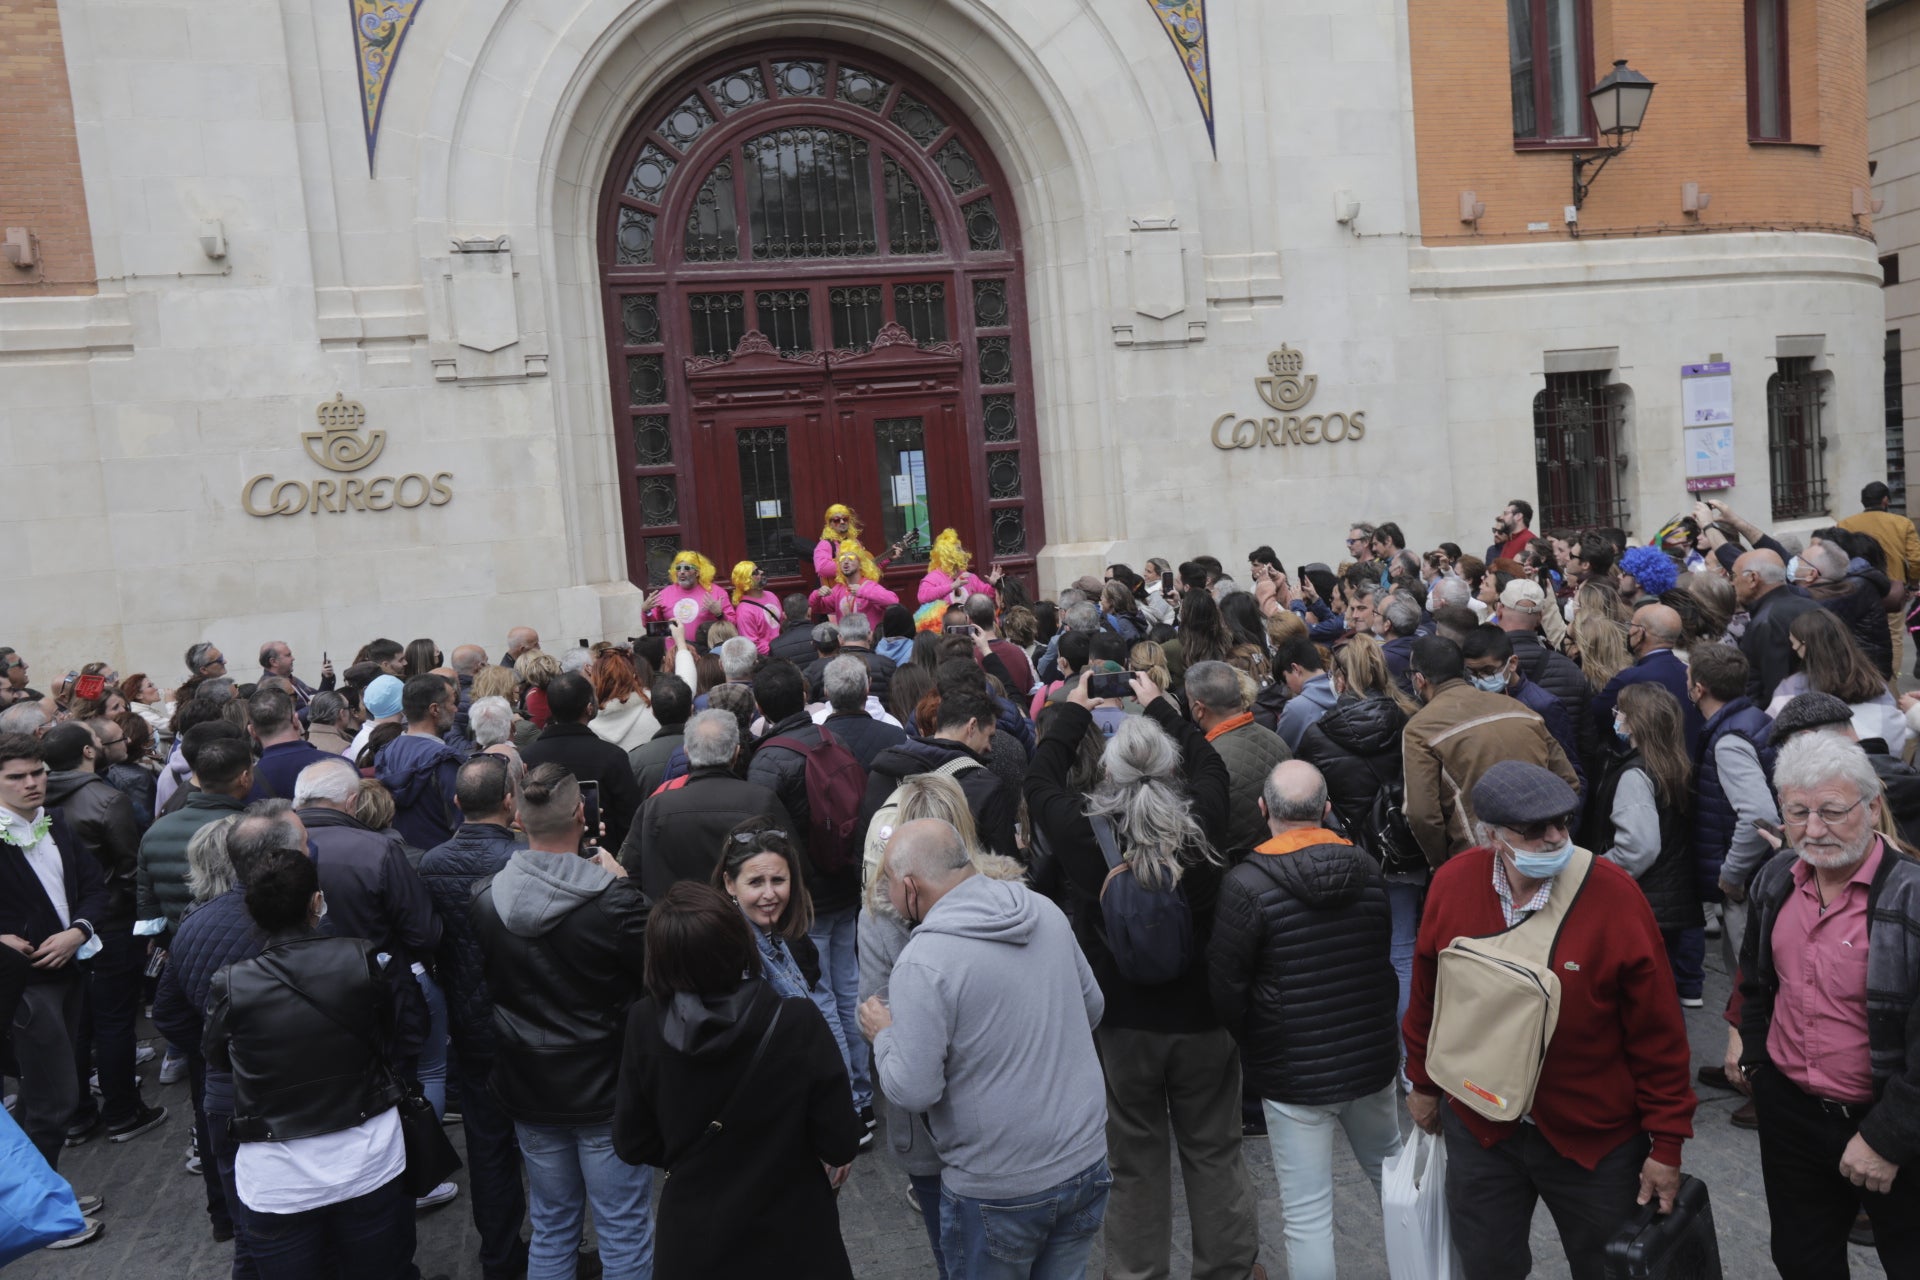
808, 579, 898, 632
1767, 839, 1881, 1103
727, 592, 783, 655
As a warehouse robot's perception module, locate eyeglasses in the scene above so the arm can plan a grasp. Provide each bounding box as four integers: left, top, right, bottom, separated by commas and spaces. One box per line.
1781, 798, 1866, 826
1504, 818, 1571, 842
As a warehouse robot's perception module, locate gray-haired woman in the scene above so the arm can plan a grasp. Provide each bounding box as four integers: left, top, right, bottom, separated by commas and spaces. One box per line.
1022, 673, 1259, 1280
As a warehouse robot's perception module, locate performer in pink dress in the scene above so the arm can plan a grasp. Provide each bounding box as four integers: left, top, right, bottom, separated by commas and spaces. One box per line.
645, 551, 729, 633
808, 542, 899, 631
726, 561, 783, 655
916, 528, 996, 604
814, 503, 909, 585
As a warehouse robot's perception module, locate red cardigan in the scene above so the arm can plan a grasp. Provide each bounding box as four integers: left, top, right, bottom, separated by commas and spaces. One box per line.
1402, 846, 1697, 1169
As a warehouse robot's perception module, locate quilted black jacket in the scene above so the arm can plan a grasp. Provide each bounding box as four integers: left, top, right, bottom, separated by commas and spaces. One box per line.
1509, 630, 1598, 769
1207, 836, 1399, 1105
418, 820, 523, 1060
1293, 693, 1407, 844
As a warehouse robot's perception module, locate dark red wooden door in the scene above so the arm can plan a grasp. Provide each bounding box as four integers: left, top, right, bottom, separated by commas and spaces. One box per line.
599, 44, 1044, 594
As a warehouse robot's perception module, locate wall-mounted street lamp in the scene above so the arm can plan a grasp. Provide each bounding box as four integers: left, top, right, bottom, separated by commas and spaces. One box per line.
1571, 60, 1656, 210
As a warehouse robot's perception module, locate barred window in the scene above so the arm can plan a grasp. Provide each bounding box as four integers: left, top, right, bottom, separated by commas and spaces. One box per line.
1887, 331, 1906, 515
1767, 357, 1828, 521
1533, 372, 1630, 531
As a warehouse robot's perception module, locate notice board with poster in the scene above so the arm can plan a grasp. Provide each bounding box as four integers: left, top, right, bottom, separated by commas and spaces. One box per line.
1682, 362, 1735, 492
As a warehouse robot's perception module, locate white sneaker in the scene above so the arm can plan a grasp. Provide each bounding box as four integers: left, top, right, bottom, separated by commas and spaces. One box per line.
45, 1217, 103, 1249
158, 1053, 187, 1086
414, 1181, 459, 1211
134, 1044, 157, 1066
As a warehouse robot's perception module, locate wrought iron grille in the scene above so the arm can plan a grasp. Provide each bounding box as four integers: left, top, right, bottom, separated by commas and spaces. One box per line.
1533, 372, 1630, 531
828, 286, 883, 351
755, 290, 814, 353
684, 158, 739, 262
743, 127, 878, 260
1887, 330, 1907, 514
883, 158, 940, 255
687, 293, 745, 358
736, 428, 800, 576
893, 283, 947, 345
1768, 357, 1828, 521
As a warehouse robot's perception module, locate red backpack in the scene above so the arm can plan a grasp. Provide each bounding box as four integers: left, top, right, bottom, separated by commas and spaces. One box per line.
764, 727, 867, 875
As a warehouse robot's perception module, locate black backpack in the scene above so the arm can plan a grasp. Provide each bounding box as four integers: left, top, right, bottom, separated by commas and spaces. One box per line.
1090, 816, 1193, 985
1355, 756, 1425, 876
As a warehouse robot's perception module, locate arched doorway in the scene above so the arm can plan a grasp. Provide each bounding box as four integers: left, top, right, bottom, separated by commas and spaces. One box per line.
599, 44, 1044, 597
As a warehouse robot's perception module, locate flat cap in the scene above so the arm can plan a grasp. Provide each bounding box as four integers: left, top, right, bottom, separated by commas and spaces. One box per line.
1769, 691, 1854, 744
1471, 760, 1578, 829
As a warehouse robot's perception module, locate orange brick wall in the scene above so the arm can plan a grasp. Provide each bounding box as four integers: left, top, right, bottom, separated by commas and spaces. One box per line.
0, 0, 95, 295
1409, 0, 1870, 245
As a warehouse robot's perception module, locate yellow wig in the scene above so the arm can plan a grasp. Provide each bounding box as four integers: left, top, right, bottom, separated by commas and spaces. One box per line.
928, 528, 972, 579
729, 560, 760, 604
832, 538, 881, 587
818, 503, 864, 544
669, 550, 717, 591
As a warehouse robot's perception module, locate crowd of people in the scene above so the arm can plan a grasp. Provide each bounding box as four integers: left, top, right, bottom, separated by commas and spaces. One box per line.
4, 487, 1920, 1279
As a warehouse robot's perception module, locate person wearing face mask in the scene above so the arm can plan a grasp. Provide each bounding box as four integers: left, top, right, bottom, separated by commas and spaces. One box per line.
1461, 625, 1586, 800
1403, 761, 1698, 1280
1580, 684, 1705, 1006
1401, 636, 1581, 867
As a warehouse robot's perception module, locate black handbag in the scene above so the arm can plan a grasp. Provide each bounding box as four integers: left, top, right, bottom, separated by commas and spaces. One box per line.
1602, 1173, 1723, 1280
276, 970, 463, 1198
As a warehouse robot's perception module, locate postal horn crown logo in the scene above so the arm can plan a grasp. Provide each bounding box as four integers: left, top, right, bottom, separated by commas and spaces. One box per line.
1256, 345, 1317, 414
303, 393, 387, 473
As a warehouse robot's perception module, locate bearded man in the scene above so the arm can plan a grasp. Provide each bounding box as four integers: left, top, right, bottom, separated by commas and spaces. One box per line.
1738, 731, 1920, 1277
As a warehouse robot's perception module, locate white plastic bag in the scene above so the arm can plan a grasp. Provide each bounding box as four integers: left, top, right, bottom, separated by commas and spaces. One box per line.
1382, 1128, 1462, 1280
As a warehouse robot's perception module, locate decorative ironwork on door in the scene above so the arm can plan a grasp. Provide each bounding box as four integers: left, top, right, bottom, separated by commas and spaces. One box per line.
1533, 371, 1631, 531
600, 44, 1045, 589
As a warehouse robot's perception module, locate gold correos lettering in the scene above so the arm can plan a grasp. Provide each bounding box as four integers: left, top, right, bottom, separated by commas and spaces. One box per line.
1210, 413, 1238, 451
1323, 412, 1348, 442
1233, 419, 1258, 449
342, 478, 367, 511
1300, 415, 1323, 444
395, 473, 431, 509
429, 473, 454, 506
1284, 417, 1304, 445
311, 478, 338, 514
365, 477, 394, 511
1347, 411, 1366, 441
270, 480, 308, 516
1261, 418, 1283, 447
242, 474, 277, 517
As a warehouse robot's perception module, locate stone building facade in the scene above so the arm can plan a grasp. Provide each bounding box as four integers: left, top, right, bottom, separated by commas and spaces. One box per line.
0, 0, 1889, 674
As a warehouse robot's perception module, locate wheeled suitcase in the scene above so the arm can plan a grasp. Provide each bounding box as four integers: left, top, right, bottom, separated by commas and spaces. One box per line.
1602, 1173, 1723, 1280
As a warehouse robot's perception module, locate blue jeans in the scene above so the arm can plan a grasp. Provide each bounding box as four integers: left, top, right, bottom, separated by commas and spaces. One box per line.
1263, 1085, 1403, 1280
246, 1174, 415, 1280
909, 1173, 950, 1280
1664, 927, 1705, 1000
411, 968, 448, 1117
205, 1105, 259, 1280
515, 1121, 653, 1280
1386, 881, 1423, 1047
939, 1159, 1111, 1280
807, 905, 871, 1111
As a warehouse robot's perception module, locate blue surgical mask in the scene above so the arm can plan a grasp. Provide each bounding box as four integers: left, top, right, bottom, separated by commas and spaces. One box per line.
1470, 672, 1507, 693
1508, 838, 1574, 880
1614, 717, 1631, 746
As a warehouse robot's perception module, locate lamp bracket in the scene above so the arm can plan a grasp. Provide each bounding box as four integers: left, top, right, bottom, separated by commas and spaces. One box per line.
1571, 132, 1634, 210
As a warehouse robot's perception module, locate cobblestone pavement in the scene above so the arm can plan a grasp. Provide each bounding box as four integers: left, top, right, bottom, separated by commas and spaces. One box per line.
10, 931, 1890, 1278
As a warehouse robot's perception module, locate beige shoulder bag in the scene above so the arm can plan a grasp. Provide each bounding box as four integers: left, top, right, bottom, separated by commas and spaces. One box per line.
1424, 848, 1594, 1123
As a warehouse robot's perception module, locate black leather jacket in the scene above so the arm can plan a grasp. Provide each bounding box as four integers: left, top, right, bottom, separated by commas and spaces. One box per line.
204, 931, 417, 1143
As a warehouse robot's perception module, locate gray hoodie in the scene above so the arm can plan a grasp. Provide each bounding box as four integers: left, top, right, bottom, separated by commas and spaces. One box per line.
871, 873, 1107, 1199
489, 850, 617, 935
